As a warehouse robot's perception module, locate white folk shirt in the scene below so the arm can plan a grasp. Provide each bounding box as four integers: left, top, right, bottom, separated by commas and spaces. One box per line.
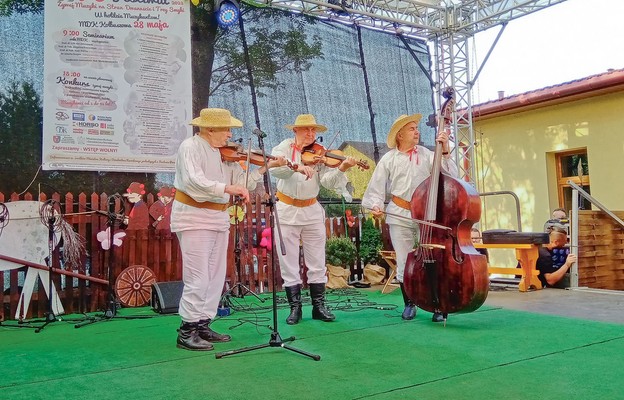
361, 146, 459, 228
271, 138, 350, 225
171, 135, 264, 232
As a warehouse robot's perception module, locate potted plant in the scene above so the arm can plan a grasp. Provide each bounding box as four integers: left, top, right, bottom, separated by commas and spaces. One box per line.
359, 218, 382, 266
325, 236, 357, 289
326, 236, 357, 268
358, 218, 386, 286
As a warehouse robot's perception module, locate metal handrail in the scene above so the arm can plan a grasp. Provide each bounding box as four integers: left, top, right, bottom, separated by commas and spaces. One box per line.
478, 190, 522, 232
568, 181, 624, 229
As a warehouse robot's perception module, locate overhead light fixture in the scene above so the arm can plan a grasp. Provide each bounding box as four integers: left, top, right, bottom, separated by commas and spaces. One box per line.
214, 0, 240, 29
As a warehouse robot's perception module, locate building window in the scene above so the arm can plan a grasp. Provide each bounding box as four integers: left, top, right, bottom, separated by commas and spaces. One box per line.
556, 149, 591, 211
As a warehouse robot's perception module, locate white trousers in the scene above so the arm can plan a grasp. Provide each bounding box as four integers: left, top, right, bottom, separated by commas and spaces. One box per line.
277, 223, 328, 287
389, 223, 420, 283
176, 229, 229, 322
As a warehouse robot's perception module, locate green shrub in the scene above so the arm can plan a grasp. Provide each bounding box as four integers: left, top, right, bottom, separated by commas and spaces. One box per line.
359, 218, 382, 265
325, 236, 357, 268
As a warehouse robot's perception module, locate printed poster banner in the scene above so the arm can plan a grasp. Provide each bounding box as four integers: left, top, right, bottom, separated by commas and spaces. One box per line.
42, 0, 192, 172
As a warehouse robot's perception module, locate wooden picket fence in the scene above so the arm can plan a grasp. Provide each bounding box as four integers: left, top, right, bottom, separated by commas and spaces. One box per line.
577, 210, 624, 290
0, 192, 388, 321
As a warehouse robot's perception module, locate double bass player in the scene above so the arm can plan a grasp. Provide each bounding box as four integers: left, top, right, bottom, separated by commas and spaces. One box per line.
361, 113, 458, 322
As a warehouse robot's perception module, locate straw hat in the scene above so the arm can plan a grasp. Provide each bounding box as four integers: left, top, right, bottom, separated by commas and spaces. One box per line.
285, 114, 327, 132
386, 113, 422, 148
190, 108, 243, 128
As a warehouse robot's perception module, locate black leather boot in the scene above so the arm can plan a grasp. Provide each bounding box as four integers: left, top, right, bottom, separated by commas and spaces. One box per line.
309, 283, 335, 321
399, 283, 416, 320
197, 319, 231, 342
284, 284, 303, 325
432, 311, 447, 323
177, 322, 214, 351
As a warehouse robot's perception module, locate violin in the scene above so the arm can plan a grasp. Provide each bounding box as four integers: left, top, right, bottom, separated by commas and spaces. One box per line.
300, 142, 369, 170
219, 142, 298, 171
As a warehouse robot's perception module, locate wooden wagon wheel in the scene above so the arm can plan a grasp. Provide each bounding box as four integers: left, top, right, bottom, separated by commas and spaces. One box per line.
0, 202, 8, 230
115, 265, 156, 307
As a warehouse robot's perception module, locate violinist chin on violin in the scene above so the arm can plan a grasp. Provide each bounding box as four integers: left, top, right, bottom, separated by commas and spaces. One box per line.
169, 108, 287, 351
361, 113, 458, 323
270, 114, 358, 326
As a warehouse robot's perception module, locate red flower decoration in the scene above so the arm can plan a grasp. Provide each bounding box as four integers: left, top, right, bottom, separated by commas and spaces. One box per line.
345, 209, 355, 228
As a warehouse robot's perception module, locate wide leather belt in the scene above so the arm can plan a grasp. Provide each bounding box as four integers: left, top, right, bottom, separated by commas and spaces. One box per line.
391, 195, 411, 211
276, 191, 317, 207
174, 189, 228, 211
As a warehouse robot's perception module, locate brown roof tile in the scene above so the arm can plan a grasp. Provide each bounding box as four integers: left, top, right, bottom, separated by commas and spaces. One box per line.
472, 68, 624, 119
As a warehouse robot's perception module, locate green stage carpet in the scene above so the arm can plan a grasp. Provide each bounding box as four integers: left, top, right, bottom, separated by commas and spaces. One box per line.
1, 289, 622, 400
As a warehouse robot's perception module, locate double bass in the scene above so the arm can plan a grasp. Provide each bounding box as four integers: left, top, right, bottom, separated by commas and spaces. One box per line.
403, 88, 489, 320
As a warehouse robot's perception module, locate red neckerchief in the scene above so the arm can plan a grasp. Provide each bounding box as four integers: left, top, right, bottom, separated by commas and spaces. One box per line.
290, 142, 303, 162
407, 146, 419, 164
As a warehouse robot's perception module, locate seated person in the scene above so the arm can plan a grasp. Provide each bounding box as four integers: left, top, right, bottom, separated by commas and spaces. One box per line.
552, 208, 567, 219
536, 226, 577, 288
544, 207, 570, 234
471, 227, 489, 262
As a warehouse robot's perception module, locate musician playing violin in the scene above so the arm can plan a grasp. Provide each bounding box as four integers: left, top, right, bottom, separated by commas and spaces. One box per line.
271, 114, 357, 325
361, 113, 458, 322
170, 108, 287, 351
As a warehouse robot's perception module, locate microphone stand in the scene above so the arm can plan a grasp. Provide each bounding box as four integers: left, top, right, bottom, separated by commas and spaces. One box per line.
220, 139, 264, 307
75, 194, 152, 328
36, 202, 61, 332
219, 201, 264, 309
216, 128, 320, 361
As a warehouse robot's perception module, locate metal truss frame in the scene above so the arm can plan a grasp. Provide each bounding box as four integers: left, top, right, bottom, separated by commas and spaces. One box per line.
244, 0, 568, 182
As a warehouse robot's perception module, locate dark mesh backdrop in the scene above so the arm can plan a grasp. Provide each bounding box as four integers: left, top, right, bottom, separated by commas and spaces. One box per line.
0, 13, 44, 95
208, 9, 435, 153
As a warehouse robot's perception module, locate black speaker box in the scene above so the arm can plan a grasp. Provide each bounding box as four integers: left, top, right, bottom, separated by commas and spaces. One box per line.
151, 281, 184, 314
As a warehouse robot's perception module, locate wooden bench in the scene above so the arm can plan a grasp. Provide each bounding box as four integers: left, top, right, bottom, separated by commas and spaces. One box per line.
379, 243, 543, 293
474, 243, 542, 292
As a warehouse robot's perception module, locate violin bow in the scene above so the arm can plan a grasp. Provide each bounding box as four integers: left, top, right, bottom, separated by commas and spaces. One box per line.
361, 207, 451, 231
231, 138, 252, 210
324, 130, 341, 150
244, 137, 252, 189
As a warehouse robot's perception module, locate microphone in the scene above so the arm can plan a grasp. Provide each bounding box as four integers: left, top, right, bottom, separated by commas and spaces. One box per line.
252, 127, 267, 138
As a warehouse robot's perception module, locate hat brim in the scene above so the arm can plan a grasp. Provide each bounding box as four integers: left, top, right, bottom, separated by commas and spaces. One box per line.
386, 114, 422, 148
285, 123, 327, 133
190, 116, 243, 128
